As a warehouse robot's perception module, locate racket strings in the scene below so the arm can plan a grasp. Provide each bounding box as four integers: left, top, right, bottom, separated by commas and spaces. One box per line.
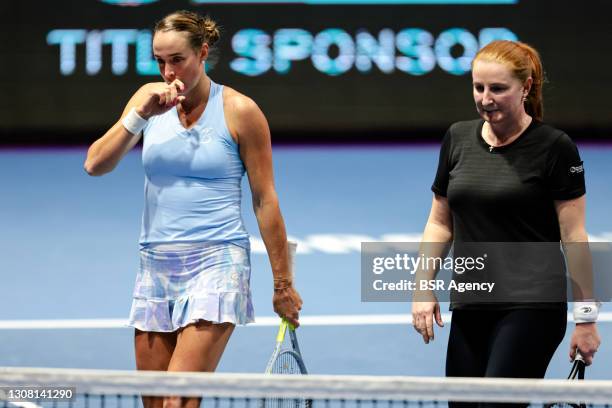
263, 352, 310, 408
271, 352, 302, 375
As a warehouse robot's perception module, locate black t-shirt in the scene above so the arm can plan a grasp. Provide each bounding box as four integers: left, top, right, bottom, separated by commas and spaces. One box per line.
432, 119, 585, 242
431, 119, 586, 309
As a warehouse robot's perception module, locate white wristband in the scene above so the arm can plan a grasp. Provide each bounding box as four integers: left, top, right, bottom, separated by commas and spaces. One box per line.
122, 108, 148, 135
573, 301, 600, 323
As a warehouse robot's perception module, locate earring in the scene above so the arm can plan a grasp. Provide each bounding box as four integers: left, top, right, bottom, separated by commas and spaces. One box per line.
522, 93, 528, 103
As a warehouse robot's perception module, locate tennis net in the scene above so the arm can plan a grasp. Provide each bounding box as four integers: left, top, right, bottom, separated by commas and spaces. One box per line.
1, 367, 612, 408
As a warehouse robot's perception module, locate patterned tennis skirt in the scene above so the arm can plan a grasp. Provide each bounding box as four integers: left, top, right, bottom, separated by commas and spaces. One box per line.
128, 240, 254, 332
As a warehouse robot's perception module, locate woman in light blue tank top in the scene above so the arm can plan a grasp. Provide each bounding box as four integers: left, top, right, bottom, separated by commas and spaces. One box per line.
84, 10, 303, 405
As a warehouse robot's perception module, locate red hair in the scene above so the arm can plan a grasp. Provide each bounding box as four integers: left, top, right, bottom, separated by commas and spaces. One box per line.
473, 40, 545, 121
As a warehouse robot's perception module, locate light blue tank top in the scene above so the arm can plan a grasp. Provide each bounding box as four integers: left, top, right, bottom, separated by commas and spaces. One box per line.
139, 80, 249, 247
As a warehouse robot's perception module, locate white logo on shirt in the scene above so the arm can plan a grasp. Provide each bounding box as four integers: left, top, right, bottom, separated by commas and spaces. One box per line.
200, 127, 214, 144
569, 164, 584, 174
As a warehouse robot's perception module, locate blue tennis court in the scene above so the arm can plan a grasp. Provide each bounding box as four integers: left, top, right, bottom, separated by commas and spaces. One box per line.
1, 145, 610, 378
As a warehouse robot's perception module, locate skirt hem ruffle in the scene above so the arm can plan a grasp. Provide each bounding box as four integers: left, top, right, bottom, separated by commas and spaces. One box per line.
127, 292, 255, 332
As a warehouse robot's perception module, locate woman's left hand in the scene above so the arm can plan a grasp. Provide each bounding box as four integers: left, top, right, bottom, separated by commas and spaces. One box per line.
569, 322, 601, 365
273, 286, 303, 327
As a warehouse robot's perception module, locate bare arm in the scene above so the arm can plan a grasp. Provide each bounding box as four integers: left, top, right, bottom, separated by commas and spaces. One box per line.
84, 85, 150, 176
555, 195, 601, 364
556, 196, 592, 299
84, 80, 185, 176
412, 194, 453, 343
227, 90, 302, 327
416, 194, 454, 282
421, 194, 453, 251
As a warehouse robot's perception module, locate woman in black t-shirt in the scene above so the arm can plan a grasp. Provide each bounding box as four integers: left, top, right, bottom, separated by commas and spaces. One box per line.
411, 41, 601, 388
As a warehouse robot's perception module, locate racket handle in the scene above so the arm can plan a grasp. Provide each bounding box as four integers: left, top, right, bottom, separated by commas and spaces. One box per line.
276, 319, 288, 342
573, 351, 586, 381
280, 317, 297, 331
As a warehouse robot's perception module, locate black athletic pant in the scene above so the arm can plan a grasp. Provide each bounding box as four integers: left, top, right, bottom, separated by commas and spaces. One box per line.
446, 308, 567, 408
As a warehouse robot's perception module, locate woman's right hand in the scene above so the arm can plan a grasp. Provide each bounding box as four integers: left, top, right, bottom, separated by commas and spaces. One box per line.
136, 79, 186, 119
412, 293, 444, 344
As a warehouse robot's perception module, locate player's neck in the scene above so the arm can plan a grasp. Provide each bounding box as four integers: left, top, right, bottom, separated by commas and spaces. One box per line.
487, 114, 532, 145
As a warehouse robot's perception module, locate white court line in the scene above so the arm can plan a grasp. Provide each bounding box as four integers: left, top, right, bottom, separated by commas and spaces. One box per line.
0, 312, 610, 330
6, 402, 43, 408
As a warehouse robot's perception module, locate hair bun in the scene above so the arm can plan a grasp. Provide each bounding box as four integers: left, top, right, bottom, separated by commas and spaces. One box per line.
155, 10, 221, 49
201, 16, 220, 47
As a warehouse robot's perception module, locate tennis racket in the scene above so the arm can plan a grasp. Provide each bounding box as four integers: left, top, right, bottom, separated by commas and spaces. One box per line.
544, 352, 586, 408
264, 318, 309, 375
264, 241, 306, 376
260, 318, 311, 408
260, 241, 311, 408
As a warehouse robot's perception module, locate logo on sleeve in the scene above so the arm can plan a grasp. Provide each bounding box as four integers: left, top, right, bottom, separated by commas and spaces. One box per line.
569, 162, 584, 175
